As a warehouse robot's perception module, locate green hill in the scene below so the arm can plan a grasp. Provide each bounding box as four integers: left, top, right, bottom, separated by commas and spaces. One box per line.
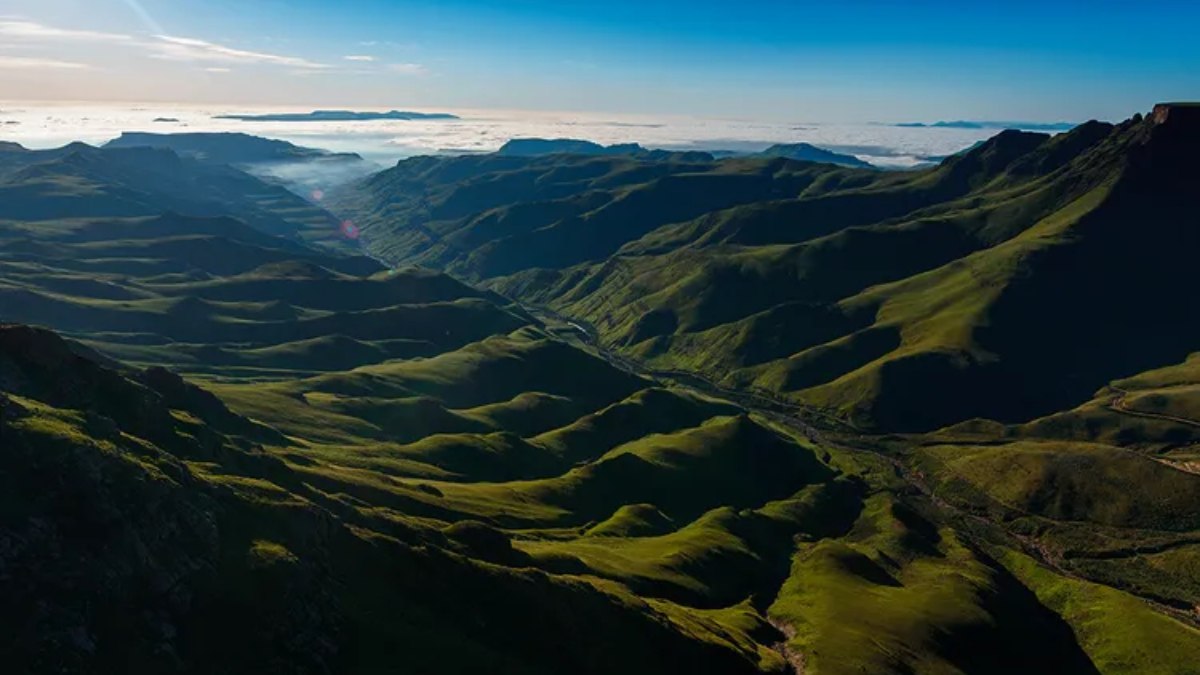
0, 142, 350, 249
0, 324, 785, 674
4, 112, 1200, 673
342, 107, 1199, 433
755, 143, 873, 168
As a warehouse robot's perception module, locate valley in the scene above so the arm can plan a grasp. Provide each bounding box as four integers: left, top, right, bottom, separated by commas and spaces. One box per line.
2, 105, 1199, 674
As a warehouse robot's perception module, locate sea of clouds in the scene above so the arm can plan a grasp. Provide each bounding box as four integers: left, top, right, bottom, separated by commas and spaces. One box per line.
0, 103, 1022, 169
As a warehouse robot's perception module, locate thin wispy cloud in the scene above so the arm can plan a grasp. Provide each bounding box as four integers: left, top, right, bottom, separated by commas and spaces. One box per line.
0, 55, 94, 70
0, 20, 132, 42
389, 63, 427, 75
0, 18, 432, 96
150, 35, 329, 69
0, 20, 330, 72
287, 69, 339, 77
359, 40, 416, 50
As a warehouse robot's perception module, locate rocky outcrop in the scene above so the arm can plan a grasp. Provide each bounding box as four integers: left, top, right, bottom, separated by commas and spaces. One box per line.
1151, 102, 1200, 127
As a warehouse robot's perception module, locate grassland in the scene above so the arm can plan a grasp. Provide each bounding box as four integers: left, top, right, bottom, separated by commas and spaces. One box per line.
4, 122, 1200, 672
339, 112, 1200, 435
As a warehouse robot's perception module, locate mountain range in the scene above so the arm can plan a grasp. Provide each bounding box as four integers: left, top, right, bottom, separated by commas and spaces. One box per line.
495, 137, 872, 167
104, 132, 380, 195
895, 120, 1078, 131
336, 106, 1200, 432
2, 104, 1198, 673
105, 131, 363, 165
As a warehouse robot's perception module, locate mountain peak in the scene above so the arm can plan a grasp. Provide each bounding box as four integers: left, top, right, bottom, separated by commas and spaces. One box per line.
937, 128, 1049, 186
757, 142, 873, 168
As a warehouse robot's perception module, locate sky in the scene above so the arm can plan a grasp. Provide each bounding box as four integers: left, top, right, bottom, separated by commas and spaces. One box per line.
0, 0, 1197, 122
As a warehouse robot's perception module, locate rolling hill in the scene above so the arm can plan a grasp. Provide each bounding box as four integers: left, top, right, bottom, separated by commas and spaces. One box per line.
3, 105, 1200, 673
0, 140, 350, 249
0, 204, 818, 672
339, 105, 1200, 434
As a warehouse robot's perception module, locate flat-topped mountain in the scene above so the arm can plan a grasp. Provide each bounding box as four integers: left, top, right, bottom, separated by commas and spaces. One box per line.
493, 137, 869, 167
215, 109, 459, 122
896, 119, 1077, 131
105, 131, 363, 164
497, 138, 648, 156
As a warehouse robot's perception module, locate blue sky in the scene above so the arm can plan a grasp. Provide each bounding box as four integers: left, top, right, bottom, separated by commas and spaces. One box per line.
1, 0, 1197, 121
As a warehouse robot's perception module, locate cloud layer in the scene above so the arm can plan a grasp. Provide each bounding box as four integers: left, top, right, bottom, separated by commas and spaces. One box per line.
0, 56, 93, 70
0, 19, 132, 42
0, 103, 1006, 168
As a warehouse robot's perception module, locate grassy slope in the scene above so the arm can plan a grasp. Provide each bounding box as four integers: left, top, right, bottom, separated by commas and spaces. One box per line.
6, 118, 1200, 672
769, 495, 1101, 674
0, 326, 780, 674
0, 207, 817, 671
349, 114, 1196, 437
998, 549, 1200, 674
335, 113, 1200, 671
488, 126, 1131, 431
0, 142, 352, 249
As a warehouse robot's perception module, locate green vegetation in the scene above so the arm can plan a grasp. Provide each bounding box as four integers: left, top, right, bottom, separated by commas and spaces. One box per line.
0, 140, 353, 248
999, 549, 1200, 674
0, 326, 785, 673
342, 110, 1200, 433
4, 111, 1200, 672
768, 495, 1099, 674
103, 132, 379, 194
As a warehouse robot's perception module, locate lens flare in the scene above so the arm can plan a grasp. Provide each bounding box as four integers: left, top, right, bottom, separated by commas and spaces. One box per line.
340, 220, 360, 239
311, 189, 325, 201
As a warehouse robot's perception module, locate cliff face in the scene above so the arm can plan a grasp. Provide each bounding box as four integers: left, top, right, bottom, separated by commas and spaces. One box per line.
1152, 102, 1200, 127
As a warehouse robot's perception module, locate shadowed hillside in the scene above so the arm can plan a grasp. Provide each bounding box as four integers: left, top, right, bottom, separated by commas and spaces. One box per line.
341, 107, 1200, 434
104, 132, 380, 194
0, 141, 351, 249
0, 324, 795, 674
